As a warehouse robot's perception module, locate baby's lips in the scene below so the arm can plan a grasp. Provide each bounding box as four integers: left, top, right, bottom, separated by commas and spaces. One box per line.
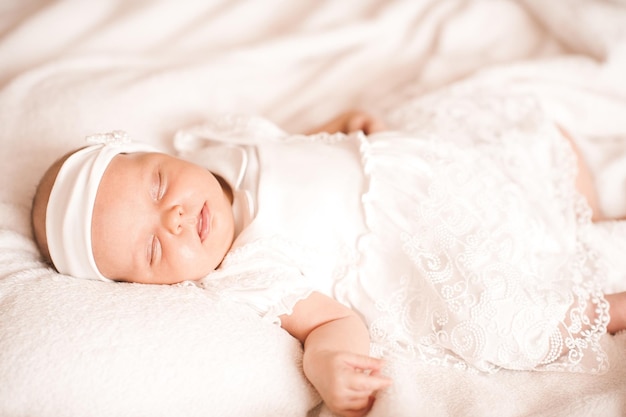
198, 202, 211, 242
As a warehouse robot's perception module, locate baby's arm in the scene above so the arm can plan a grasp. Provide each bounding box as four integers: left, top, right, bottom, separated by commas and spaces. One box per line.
280, 292, 392, 417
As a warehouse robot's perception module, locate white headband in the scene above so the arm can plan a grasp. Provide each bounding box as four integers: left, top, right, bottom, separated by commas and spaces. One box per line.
46, 131, 160, 281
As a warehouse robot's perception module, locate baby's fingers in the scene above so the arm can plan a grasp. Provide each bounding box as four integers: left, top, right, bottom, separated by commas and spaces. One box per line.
349, 371, 393, 393
337, 375, 390, 417
343, 352, 387, 373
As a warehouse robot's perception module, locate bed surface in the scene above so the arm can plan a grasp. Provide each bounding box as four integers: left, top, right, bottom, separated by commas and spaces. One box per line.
1, 1, 626, 416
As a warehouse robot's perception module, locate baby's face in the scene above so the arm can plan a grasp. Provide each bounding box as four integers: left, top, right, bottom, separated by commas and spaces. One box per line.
91, 152, 235, 284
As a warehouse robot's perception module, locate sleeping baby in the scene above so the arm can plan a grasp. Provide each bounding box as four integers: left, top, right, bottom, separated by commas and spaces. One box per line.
31, 100, 626, 417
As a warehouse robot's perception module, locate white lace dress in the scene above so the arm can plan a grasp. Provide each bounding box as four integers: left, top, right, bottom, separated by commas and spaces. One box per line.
175, 84, 610, 374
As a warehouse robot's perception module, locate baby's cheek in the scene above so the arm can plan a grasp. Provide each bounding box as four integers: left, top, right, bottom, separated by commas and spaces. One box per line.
177, 242, 199, 263
168, 243, 208, 281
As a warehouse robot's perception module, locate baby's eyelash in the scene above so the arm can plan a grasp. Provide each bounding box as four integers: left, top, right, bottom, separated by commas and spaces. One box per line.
157, 171, 165, 200
149, 235, 159, 265
150, 169, 165, 201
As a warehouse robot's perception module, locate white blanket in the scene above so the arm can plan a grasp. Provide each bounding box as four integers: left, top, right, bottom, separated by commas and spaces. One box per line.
1, 1, 625, 416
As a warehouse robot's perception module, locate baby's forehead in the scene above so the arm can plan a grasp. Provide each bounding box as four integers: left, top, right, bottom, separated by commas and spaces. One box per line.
97, 153, 151, 189
99, 150, 166, 172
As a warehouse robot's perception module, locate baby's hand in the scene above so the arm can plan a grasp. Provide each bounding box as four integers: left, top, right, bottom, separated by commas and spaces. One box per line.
339, 110, 386, 135
306, 350, 392, 417
306, 110, 387, 136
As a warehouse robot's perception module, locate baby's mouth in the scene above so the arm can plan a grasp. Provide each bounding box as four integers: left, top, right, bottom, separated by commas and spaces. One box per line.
198, 202, 211, 242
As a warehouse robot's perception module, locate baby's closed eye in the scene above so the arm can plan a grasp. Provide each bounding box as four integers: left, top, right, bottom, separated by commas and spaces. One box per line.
148, 235, 161, 266
150, 167, 166, 201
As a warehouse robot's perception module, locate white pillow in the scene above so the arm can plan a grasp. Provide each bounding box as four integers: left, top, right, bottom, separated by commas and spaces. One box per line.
0, 265, 320, 417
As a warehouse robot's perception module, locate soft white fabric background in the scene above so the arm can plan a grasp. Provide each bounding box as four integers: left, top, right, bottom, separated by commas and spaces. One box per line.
1, 1, 625, 416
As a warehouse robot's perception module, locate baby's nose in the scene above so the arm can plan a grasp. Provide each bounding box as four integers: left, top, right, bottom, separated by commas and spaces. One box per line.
163, 205, 195, 234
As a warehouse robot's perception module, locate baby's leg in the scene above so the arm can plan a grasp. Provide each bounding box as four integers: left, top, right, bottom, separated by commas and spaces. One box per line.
605, 292, 626, 334
557, 125, 605, 222
556, 127, 626, 334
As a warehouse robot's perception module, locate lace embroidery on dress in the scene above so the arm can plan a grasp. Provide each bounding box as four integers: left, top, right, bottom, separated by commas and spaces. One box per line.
367, 84, 610, 373
200, 236, 324, 325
